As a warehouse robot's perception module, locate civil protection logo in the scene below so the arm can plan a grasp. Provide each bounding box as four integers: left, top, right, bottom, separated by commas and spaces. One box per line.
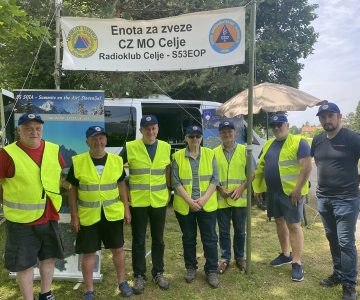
209, 19, 241, 54
67, 26, 98, 58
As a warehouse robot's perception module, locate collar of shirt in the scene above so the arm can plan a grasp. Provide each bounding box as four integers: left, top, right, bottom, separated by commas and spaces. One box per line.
185, 146, 201, 159
222, 142, 237, 153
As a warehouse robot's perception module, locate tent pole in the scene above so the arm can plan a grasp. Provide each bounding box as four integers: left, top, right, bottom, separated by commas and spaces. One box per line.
245, 0, 256, 275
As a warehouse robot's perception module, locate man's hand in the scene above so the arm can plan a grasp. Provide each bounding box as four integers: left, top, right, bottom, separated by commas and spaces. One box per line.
70, 215, 80, 233
289, 188, 302, 206
124, 206, 131, 224
230, 184, 246, 200
217, 186, 229, 199
254, 192, 263, 203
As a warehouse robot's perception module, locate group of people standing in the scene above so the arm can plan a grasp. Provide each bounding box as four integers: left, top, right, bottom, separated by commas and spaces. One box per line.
0, 102, 359, 300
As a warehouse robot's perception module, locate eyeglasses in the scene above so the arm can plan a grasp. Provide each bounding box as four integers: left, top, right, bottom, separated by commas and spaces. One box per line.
187, 135, 202, 139
270, 123, 284, 129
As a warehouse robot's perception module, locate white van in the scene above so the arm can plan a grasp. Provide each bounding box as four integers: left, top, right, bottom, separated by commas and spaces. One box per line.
103, 95, 264, 158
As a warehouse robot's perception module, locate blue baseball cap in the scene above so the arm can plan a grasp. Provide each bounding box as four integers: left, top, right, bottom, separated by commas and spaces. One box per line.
86, 126, 106, 138
219, 120, 235, 131
269, 113, 288, 125
316, 102, 340, 116
185, 125, 203, 135
18, 113, 44, 126
140, 115, 158, 127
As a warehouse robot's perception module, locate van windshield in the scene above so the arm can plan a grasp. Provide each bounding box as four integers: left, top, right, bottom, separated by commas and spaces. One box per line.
105, 106, 136, 147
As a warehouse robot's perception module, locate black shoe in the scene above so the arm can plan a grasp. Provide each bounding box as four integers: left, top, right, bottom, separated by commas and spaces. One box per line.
320, 272, 342, 287
342, 284, 357, 300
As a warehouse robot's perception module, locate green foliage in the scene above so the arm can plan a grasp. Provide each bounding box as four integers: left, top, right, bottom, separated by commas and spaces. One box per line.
0, 0, 318, 131
289, 125, 299, 134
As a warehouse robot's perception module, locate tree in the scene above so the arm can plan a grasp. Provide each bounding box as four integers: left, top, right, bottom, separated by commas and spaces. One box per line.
353, 101, 360, 133
289, 125, 299, 135
0, 0, 318, 128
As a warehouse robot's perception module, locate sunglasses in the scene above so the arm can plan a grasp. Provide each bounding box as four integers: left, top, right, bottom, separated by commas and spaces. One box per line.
187, 135, 202, 139
270, 123, 284, 129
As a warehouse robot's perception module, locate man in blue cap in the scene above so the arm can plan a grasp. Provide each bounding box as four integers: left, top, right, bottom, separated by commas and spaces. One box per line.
214, 121, 250, 274
253, 113, 312, 282
0, 113, 65, 300
311, 103, 360, 300
120, 115, 171, 294
67, 125, 132, 299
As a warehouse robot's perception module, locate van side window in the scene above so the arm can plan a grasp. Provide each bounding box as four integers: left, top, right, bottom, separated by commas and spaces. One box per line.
105, 106, 136, 147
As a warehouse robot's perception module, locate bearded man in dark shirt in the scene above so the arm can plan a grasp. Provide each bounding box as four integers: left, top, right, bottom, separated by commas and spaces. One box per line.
311, 102, 360, 300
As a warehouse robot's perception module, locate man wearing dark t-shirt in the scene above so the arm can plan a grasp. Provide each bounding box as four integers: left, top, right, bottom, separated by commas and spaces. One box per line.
253, 113, 312, 282
311, 103, 360, 300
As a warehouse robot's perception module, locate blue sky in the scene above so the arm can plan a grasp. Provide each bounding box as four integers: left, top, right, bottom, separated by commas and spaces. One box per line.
288, 0, 360, 127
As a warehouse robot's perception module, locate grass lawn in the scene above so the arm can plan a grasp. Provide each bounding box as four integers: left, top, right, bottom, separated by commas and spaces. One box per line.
0, 197, 358, 300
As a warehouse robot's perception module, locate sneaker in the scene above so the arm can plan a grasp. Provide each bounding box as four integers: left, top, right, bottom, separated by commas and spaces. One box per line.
270, 253, 292, 267
184, 268, 197, 283
291, 263, 304, 282
153, 273, 169, 290
82, 291, 95, 300
320, 272, 342, 287
119, 281, 133, 297
342, 284, 357, 300
206, 271, 219, 289
39, 292, 56, 300
217, 260, 229, 274
236, 257, 247, 272
132, 276, 145, 295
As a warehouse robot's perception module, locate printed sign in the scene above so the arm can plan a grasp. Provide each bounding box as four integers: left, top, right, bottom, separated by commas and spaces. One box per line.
61, 7, 245, 71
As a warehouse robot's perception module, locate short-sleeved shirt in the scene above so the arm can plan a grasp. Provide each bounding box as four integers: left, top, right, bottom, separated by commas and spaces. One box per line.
66, 153, 126, 186
311, 128, 360, 199
120, 139, 158, 163
220, 142, 256, 174
0, 140, 66, 225
171, 147, 219, 199
264, 138, 310, 192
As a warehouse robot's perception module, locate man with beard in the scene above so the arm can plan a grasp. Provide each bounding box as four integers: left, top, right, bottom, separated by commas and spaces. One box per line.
253, 113, 311, 282
311, 103, 360, 300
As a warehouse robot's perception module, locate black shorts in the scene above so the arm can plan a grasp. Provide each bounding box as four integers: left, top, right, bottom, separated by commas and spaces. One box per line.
5, 220, 64, 272
75, 213, 124, 254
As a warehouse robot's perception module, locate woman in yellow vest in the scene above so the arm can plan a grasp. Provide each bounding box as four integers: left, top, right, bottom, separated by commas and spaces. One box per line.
172, 125, 219, 289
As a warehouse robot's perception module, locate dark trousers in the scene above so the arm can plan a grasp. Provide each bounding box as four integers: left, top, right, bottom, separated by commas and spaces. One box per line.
130, 206, 167, 278
217, 207, 247, 261
317, 196, 359, 286
175, 210, 218, 274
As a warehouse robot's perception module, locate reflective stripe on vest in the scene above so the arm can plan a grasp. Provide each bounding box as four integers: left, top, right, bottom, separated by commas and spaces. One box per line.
252, 134, 309, 196
214, 144, 247, 208
2, 141, 62, 223
173, 147, 217, 215
127, 139, 170, 208
73, 152, 125, 226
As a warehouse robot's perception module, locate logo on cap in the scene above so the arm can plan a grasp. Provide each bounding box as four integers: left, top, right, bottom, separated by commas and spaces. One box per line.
146, 116, 152, 121
322, 104, 329, 110
193, 126, 198, 130
224, 121, 229, 125
273, 116, 278, 121
95, 126, 101, 131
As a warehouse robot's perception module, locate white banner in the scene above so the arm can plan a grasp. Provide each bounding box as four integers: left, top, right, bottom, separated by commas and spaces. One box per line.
61, 7, 245, 72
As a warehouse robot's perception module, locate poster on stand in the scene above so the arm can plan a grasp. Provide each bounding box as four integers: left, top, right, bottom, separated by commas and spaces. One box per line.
10, 89, 105, 282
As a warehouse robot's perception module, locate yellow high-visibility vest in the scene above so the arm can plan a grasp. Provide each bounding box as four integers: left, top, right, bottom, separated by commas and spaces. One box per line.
214, 144, 247, 208
252, 134, 309, 195
127, 139, 170, 207
172, 147, 217, 215
2, 141, 62, 223
73, 152, 124, 226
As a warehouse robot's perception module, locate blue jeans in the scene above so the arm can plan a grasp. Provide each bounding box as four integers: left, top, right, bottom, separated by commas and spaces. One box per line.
175, 210, 218, 273
317, 196, 360, 286
217, 207, 247, 261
